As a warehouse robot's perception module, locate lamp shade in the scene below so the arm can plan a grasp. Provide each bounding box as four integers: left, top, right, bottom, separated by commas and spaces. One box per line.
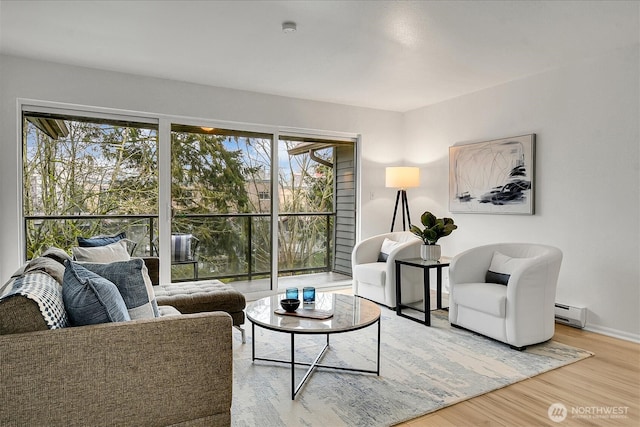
385, 167, 420, 189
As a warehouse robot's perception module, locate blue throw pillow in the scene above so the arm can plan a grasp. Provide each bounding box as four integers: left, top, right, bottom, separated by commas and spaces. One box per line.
77, 232, 126, 247
81, 259, 159, 319
63, 262, 130, 326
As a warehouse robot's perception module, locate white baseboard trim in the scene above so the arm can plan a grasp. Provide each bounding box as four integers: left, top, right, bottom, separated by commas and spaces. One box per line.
584, 324, 640, 344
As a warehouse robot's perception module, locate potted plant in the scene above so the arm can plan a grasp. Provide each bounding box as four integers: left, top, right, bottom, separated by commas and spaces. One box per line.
410, 211, 457, 261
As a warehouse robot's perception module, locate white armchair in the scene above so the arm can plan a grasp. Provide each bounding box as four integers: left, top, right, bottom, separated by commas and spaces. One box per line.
351, 231, 423, 308
448, 243, 563, 349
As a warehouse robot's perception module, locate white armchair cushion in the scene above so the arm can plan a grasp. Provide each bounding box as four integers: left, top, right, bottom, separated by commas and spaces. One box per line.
453, 282, 507, 317
354, 263, 387, 286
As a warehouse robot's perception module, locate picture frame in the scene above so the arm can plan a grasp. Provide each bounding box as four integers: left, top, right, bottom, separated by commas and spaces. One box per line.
449, 134, 535, 215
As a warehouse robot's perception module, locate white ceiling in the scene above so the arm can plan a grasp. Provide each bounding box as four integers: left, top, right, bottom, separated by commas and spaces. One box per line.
1, 0, 638, 112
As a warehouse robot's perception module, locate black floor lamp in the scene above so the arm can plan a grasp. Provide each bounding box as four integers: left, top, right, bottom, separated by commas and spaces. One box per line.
386, 166, 420, 232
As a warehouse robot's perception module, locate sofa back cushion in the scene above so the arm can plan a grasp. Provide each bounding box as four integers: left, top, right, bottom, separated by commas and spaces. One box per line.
72, 240, 131, 263
63, 262, 130, 326
81, 259, 159, 319
0, 272, 69, 335
77, 232, 126, 247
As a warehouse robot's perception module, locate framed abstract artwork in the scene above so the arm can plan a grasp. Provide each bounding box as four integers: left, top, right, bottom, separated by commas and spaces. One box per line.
449, 134, 535, 215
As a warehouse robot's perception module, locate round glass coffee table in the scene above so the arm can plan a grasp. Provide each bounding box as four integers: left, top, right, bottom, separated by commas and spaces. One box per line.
246, 292, 381, 399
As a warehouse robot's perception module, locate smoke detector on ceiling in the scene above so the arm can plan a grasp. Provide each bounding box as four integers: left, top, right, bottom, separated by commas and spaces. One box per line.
282, 21, 297, 33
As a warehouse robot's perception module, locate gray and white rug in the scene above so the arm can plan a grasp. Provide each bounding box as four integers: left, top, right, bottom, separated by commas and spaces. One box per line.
231, 307, 592, 427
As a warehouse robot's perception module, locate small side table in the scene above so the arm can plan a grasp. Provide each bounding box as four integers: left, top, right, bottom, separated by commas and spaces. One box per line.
395, 257, 451, 326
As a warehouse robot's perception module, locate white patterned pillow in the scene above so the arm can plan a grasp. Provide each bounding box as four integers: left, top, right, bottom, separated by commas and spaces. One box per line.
0, 272, 69, 329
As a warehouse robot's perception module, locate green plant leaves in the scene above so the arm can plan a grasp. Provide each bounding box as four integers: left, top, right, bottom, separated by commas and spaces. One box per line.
421, 211, 437, 227
411, 211, 458, 245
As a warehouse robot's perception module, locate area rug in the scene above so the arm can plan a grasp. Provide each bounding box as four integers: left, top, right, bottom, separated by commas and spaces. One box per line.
231, 307, 592, 427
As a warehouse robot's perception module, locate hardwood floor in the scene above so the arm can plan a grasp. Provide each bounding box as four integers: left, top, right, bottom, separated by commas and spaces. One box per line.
397, 324, 640, 426
331, 287, 639, 425
294, 287, 638, 425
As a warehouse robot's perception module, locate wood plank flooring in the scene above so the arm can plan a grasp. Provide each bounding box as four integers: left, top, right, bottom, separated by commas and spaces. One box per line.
330, 287, 638, 425
397, 324, 640, 426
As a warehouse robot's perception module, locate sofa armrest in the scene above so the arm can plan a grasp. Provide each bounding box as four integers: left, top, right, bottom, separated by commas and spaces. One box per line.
0, 312, 233, 426
139, 256, 159, 285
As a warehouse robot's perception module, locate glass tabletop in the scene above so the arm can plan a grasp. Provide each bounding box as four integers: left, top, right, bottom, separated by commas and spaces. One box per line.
246, 293, 380, 334
396, 257, 451, 267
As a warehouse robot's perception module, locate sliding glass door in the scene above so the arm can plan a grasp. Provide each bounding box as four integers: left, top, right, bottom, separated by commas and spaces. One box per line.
277, 136, 357, 284
21, 103, 357, 294
169, 124, 273, 291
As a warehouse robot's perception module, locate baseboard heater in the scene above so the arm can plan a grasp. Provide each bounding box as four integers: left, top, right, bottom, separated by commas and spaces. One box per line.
554, 303, 586, 328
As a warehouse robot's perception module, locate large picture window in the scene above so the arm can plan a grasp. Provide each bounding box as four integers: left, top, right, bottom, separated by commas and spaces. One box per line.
21, 105, 356, 293
22, 111, 158, 259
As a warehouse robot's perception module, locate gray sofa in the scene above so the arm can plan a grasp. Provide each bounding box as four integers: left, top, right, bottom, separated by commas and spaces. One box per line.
0, 252, 233, 426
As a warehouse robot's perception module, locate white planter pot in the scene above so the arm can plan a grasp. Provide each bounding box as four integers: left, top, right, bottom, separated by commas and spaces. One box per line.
420, 244, 441, 261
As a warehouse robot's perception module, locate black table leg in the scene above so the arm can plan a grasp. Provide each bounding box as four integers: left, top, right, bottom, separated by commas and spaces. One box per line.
251, 322, 255, 360
291, 333, 295, 400
396, 263, 402, 315
423, 267, 431, 326
436, 267, 443, 310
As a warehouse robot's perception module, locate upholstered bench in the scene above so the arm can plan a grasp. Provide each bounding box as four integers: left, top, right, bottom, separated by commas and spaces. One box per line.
153, 281, 246, 342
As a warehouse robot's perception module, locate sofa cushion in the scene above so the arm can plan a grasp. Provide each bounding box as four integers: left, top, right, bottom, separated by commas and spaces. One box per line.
453, 282, 507, 317
81, 259, 159, 319
77, 232, 126, 247
354, 262, 387, 286
158, 305, 182, 317
72, 240, 131, 263
0, 272, 69, 334
153, 280, 246, 326
63, 262, 130, 326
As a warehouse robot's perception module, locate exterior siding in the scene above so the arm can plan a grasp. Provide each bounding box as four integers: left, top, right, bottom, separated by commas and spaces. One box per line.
333, 145, 355, 275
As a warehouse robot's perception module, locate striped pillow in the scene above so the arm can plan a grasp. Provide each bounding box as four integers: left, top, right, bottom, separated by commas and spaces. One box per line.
171, 234, 193, 262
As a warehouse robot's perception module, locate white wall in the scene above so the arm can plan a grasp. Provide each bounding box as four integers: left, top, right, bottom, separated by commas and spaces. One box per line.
0, 54, 403, 283
403, 45, 640, 340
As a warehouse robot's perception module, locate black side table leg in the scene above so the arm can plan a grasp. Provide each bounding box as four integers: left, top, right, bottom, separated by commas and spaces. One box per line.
395, 263, 402, 315
423, 267, 431, 326
436, 267, 443, 310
